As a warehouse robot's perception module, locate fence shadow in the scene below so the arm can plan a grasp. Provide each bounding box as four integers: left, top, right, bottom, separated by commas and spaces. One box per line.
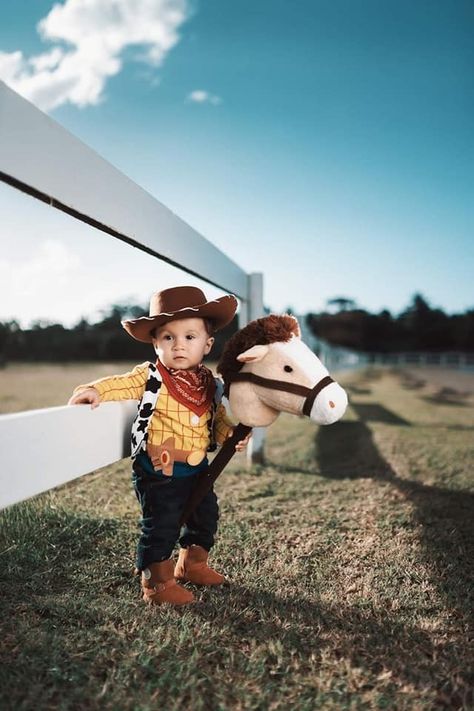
346, 384, 372, 396
350, 403, 411, 426
315, 419, 474, 628
421, 387, 471, 407
398, 374, 426, 390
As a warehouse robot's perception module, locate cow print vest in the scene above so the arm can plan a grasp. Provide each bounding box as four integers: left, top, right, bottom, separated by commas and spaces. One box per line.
130, 362, 224, 459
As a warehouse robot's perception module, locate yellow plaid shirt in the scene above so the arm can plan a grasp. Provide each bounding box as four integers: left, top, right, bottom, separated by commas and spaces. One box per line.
74, 362, 234, 451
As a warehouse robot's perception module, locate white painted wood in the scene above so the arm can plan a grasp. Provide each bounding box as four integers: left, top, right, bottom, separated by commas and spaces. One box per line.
0, 401, 138, 509
0, 81, 247, 299
238, 299, 249, 330
248, 272, 264, 322
245, 272, 266, 465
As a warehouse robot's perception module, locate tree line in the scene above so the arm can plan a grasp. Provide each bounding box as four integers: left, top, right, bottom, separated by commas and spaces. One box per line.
0, 303, 239, 365
1, 293, 473, 364
306, 294, 474, 353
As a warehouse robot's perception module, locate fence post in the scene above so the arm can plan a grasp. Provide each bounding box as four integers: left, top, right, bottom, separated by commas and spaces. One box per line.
240, 272, 265, 465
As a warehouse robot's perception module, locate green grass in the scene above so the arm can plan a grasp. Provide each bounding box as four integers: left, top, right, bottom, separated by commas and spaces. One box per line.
1, 366, 473, 709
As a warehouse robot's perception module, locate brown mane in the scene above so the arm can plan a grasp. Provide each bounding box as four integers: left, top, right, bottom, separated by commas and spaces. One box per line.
217, 314, 300, 392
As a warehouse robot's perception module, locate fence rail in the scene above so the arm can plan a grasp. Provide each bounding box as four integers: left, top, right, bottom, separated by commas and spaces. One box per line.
0, 81, 264, 509
0, 402, 137, 509
0, 81, 246, 299
367, 352, 474, 369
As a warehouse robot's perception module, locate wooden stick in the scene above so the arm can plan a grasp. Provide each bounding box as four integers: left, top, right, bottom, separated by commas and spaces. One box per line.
180, 423, 252, 525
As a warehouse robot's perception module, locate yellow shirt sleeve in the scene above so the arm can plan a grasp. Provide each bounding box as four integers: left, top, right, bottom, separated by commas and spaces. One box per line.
73, 362, 149, 402
214, 402, 235, 445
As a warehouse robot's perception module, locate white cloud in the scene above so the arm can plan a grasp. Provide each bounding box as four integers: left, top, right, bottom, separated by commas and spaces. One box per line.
0, 0, 190, 111
187, 89, 222, 106
0, 239, 82, 324
0, 239, 80, 290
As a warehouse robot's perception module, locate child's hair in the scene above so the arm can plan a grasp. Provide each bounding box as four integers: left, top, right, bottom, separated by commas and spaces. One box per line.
203, 318, 215, 336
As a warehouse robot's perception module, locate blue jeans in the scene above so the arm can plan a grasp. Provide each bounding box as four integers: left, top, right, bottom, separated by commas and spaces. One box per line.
132, 462, 219, 570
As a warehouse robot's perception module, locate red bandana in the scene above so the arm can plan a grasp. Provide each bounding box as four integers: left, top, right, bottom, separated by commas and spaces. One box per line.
157, 360, 216, 416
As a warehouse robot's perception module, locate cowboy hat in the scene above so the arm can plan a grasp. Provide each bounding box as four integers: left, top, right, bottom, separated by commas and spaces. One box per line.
122, 286, 238, 343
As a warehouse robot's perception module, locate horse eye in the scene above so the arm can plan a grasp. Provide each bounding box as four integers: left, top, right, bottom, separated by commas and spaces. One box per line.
284, 365, 293, 373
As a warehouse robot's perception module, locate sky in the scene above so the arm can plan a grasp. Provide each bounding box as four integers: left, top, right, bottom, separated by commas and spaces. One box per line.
0, 0, 473, 328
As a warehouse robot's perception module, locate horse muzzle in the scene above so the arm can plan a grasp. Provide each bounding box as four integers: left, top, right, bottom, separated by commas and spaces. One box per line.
306, 380, 348, 425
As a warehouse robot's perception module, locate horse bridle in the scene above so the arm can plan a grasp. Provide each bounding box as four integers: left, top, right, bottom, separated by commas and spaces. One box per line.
227, 372, 335, 417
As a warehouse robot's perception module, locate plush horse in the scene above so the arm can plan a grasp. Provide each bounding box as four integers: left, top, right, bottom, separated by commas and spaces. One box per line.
219, 313, 347, 427
180, 314, 348, 522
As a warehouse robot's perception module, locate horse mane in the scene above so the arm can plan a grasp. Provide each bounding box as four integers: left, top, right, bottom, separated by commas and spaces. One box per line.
217, 314, 300, 391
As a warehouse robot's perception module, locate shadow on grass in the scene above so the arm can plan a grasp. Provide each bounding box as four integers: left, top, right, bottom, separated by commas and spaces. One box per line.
346, 385, 372, 396
399, 375, 426, 390
194, 583, 473, 708
0, 502, 130, 599
264, 403, 410, 477
0, 500, 144, 709
415, 423, 474, 431
315, 419, 474, 639
420, 387, 471, 407
350, 403, 411, 426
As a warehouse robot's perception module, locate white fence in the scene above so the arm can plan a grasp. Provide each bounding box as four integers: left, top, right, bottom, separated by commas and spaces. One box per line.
367, 351, 474, 370
0, 81, 264, 510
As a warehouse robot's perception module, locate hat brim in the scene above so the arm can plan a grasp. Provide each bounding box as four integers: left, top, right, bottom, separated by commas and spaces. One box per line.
122, 294, 238, 343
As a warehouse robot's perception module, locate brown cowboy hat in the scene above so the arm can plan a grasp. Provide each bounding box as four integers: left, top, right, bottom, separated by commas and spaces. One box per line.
122, 286, 238, 343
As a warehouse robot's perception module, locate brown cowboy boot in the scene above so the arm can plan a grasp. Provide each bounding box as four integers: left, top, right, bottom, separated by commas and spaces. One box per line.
141, 559, 195, 605
174, 545, 226, 586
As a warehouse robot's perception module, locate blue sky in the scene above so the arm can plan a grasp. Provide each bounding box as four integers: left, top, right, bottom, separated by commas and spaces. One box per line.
0, 0, 473, 327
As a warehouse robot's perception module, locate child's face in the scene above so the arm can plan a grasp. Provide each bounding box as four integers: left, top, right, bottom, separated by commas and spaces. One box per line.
152, 317, 214, 370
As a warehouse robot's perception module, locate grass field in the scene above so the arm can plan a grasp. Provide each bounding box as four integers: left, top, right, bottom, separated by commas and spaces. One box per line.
1, 364, 473, 710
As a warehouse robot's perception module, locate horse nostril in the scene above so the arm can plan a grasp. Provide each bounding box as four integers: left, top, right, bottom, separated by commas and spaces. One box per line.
329, 401, 335, 409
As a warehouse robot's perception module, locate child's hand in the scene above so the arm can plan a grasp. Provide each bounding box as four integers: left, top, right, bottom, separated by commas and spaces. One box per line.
234, 430, 252, 452
68, 387, 100, 409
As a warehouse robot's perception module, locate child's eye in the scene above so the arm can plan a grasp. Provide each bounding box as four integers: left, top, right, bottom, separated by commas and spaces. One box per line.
186, 334, 195, 340
164, 335, 173, 341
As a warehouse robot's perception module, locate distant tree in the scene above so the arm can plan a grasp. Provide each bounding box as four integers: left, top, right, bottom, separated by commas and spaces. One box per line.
308, 308, 369, 350
96, 303, 146, 329
0, 320, 21, 366
399, 293, 454, 350
450, 310, 474, 351
326, 297, 356, 313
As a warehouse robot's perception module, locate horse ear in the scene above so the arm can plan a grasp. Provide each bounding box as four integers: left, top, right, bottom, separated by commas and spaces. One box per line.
236, 344, 270, 363
288, 315, 302, 338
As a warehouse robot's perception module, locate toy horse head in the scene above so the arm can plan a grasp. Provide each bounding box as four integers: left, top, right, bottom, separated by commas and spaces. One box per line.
218, 314, 348, 428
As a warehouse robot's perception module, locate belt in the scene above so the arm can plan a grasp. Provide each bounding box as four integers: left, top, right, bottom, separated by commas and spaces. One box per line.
147, 438, 206, 477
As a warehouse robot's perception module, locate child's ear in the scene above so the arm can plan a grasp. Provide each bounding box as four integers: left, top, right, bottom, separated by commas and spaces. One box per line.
205, 336, 215, 354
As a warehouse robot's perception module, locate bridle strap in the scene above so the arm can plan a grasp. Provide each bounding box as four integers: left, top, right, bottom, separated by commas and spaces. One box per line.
228, 372, 334, 417
230, 372, 314, 398
302, 375, 334, 417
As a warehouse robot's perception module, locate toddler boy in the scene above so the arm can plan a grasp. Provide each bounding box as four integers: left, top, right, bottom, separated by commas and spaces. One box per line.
69, 286, 249, 606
